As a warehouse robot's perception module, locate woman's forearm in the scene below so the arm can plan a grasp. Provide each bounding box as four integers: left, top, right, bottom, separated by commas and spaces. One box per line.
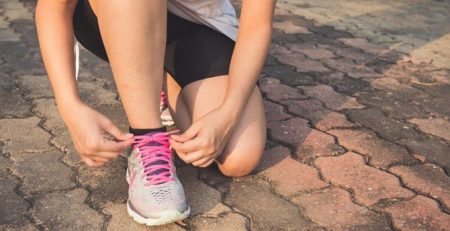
222, 26, 272, 119
35, 0, 81, 112
222, 0, 276, 121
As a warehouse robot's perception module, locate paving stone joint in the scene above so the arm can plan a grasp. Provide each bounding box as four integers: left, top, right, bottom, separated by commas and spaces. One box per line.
1, 0, 449, 230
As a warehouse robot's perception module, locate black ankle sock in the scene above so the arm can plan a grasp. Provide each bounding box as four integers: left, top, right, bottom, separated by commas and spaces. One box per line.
129, 126, 167, 136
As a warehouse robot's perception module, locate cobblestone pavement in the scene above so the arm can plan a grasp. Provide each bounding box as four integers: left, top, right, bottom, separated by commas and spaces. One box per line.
1, 0, 450, 230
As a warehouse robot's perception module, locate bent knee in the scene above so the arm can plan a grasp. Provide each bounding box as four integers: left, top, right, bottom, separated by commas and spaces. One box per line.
218, 163, 253, 177
217, 150, 263, 178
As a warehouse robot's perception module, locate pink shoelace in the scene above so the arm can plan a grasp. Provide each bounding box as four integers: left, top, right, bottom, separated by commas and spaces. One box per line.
132, 132, 175, 186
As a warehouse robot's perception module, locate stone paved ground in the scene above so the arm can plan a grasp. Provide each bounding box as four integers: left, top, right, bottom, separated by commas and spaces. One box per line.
1, 0, 450, 230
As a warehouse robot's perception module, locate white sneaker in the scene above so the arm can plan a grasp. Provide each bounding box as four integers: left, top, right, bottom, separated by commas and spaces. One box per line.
159, 91, 175, 126
126, 131, 190, 226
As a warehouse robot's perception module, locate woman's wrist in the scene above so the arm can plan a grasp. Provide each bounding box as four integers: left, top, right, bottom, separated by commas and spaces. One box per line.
220, 97, 246, 124
56, 95, 84, 118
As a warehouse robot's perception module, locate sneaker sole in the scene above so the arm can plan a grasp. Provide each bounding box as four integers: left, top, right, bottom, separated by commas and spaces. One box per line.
125, 169, 190, 226
127, 200, 190, 226
160, 107, 174, 126
162, 119, 175, 126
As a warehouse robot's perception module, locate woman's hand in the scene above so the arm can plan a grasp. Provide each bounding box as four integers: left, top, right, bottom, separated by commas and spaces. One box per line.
170, 106, 237, 167
59, 101, 134, 167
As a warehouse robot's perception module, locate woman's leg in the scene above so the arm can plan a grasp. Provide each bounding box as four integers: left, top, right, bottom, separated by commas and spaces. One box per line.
164, 72, 192, 130
87, 0, 167, 129
165, 74, 267, 177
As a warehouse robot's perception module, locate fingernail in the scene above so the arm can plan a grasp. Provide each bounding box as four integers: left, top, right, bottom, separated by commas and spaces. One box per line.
125, 133, 134, 137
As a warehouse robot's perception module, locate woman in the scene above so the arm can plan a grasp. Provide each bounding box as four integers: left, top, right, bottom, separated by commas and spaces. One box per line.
35, 0, 275, 226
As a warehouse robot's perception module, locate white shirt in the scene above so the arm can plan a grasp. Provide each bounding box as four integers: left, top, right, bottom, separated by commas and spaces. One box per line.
167, 0, 239, 41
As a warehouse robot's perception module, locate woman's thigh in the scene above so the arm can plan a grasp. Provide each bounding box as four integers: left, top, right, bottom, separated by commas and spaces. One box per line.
166, 73, 267, 177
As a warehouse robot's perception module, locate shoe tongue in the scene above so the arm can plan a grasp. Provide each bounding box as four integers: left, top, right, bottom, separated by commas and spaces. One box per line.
140, 139, 170, 183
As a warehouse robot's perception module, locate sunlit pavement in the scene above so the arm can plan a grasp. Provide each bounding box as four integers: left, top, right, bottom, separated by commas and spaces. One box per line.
1, 0, 449, 230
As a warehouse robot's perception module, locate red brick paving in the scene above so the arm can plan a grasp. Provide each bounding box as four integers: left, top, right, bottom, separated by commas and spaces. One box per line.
409, 118, 450, 142
322, 58, 382, 79
300, 84, 365, 110
381, 196, 450, 231
338, 38, 386, 55
258, 146, 328, 197
273, 20, 310, 34
292, 187, 391, 231
282, 99, 357, 131
268, 118, 345, 161
256, 145, 291, 172
389, 164, 450, 211
294, 47, 336, 60
315, 152, 415, 206
314, 112, 357, 131
283, 98, 325, 117
259, 77, 306, 101
271, 44, 330, 73
328, 129, 419, 169
268, 117, 311, 147
296, 129, 345, 161
2, 0, 450, 230
262, 100, 292, 122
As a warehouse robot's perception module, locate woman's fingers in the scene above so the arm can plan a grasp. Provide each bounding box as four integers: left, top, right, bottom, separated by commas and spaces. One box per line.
95, 151, 122, 160
102, 139, 133, 152
80, 151, 121, 167
91, 156, 110, 163
171, 123, 199, 142
170, 138, 204, 154
82, 156, 106, 167
80, 140, 125, 166
178, 151, 206, 164
192, 156, 215, 167
102, 118, 134, 141
172, 144, 188, 157
82, 150, 121, 166
198, 159, 215, 168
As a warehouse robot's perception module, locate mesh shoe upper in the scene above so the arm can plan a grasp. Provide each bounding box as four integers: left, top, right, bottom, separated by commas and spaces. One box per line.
127, 132, 188, 218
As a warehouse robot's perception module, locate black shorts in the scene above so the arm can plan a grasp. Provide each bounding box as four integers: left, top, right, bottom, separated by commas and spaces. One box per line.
73, 0, 235, 88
